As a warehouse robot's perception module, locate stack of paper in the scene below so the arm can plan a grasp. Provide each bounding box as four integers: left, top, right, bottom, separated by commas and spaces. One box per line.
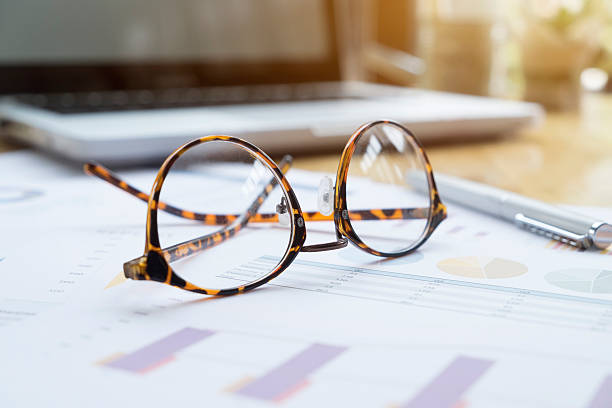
1, 151, 611, 407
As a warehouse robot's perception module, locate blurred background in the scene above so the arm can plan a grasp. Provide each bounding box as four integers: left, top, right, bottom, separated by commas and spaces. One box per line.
351, 0, 612, 109
1, 0, 611, 205
3, 0, 612, 110
340, 0, 612, 206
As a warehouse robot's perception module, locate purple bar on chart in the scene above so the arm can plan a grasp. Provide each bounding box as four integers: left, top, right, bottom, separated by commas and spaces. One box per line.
236, 343, 347, 401
449, 226, 465, 234
105, 327, 214, 373
587, 375, 612, 408
401, 356, 493, 408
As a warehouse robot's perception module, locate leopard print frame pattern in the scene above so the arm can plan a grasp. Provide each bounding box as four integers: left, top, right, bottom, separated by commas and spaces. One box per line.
334, 120, 447, 258
123, 136, 307, 296
86, 121, 445, 296
84, 161, 429, 225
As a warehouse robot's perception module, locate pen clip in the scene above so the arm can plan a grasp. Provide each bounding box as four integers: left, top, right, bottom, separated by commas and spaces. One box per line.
513, 213, 591, 249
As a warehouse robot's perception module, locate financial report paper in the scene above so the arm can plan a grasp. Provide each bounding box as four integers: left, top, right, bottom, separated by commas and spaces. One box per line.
1, 151, 611, 407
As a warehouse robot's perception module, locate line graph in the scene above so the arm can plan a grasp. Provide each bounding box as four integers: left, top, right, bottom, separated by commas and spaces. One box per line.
222, 256, 612, 333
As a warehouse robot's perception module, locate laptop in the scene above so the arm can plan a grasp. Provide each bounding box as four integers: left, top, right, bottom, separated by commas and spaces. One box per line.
0, 0, 542, 164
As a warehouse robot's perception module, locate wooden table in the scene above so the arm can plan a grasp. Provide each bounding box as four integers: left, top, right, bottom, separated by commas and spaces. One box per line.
294, 93, 612, 206
2, 93, 611, 206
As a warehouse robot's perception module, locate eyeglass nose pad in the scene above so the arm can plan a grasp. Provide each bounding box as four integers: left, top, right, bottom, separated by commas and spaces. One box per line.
317, 176, 334, 216
276, 196, 291, 226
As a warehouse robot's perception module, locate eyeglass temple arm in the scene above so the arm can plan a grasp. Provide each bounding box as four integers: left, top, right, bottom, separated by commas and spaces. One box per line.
83, 163, 429, 223
157, 206, 432, 263
116, 156, 291, 275
84, 157, 289, 225
146, 156, 292, 264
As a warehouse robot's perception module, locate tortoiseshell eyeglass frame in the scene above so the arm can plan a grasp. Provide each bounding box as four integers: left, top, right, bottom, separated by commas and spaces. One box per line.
84, 120, 447, 296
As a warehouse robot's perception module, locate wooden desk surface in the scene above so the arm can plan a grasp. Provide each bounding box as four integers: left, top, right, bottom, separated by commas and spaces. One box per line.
294, 93, 612, 206
1, 93, 611, 206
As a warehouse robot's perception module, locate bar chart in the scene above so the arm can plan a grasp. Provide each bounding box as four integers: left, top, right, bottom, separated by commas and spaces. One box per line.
400, 356, 493, 408
235, 343, 347, 402
588, 375, 612, 408
100, 327, 347, 403
94, 325, 612, 407
103, 328, 215, 373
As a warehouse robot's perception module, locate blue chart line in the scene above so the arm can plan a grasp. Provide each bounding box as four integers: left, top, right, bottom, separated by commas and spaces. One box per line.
225, 256, 612, 332
261, 256, 612, 306
0, 187, 43, 204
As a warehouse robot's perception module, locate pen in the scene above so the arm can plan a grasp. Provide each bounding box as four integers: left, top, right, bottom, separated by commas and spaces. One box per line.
432, 173, 612, 250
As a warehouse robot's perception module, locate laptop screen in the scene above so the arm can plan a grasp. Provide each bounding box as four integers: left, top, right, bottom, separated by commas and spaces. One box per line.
0, 0, 340, 94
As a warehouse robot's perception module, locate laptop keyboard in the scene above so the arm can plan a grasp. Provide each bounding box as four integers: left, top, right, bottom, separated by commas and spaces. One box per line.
11, 84, 363, 114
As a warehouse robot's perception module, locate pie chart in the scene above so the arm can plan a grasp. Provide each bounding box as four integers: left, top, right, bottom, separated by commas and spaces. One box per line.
545, 268, 612, 294
437, 256, 527, 279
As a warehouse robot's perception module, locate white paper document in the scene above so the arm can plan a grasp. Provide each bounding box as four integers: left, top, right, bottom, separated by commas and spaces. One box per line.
1, 154, 612, 407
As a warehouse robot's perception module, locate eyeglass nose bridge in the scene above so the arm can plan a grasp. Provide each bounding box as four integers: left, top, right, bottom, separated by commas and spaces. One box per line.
301, 237, 348, 252
299, 176, 349, 252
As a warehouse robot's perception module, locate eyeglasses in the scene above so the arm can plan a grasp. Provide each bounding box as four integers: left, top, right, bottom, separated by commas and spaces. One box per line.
84, 120, 447, 296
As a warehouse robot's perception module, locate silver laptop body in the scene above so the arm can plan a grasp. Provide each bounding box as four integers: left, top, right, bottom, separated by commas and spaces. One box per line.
0, 0, 541, 164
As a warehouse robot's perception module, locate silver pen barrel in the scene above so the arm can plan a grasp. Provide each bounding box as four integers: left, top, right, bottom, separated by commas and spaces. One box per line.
430, 173, 612, 250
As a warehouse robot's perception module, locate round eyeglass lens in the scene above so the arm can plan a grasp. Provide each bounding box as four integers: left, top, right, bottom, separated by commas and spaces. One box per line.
345, 122, 432, 254
157, 140, 294, 291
